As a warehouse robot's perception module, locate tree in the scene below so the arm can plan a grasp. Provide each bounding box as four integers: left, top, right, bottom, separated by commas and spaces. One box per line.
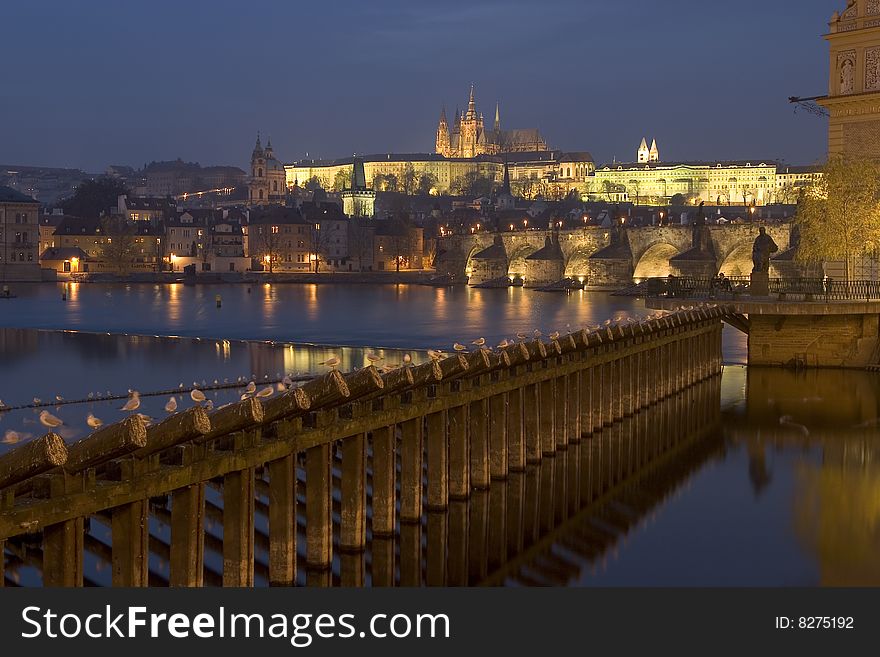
333, 169, 351, 192
303, 176, 323, 193
628, 179, 642, 205
348, 220, 374, 271
796, 156, 880, 281
309, 222, 333, 273
251, 223, 283, 273
401, 163, 417, 196
417, 172, 438, 196
670, 193, 688, 206
451, 171, 495, 197
373, 173, 398, 192
61, 177, 130, 217
99, 217, 137, 274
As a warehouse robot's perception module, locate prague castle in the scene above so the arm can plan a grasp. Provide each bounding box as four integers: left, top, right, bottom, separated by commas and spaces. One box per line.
818, 0, 880, 159
435, 85, 548, 158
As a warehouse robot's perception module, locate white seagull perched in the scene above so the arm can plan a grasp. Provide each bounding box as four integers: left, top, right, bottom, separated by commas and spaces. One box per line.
427, 349, 444, 361
86, 413, 104, 429
2, 430, 21, 445
366, 353, 383, 364
320, 356, 341, 369
549, 331, 560, 341
120, 393, 141, 412
403, 353, 412, 364
516, 332, 527, 341
164, 396, 178, 413
472, 338, 486, 347
39, 410, 63, 428
256, 386, 274, 399
497, 339, 511, 349
453, 342, 467, 352
244, 381, 256, 394
191, 388, 206, 403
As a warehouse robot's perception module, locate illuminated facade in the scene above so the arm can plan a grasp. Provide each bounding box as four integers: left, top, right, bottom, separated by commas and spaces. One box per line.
248, 134, 287, 205
435, 85, 548, 158
817, 1, 880, 159
0, 186, 41, 281
340, 158, 376, 217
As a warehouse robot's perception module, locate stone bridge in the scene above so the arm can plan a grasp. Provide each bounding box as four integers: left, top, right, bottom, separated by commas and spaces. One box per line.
436, 224, 794, 287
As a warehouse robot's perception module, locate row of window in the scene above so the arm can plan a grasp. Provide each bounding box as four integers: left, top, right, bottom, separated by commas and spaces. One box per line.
0, 252, 34, 261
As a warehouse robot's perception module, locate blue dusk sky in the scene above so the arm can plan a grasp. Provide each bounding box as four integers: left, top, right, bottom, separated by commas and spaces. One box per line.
1, 0, 836, 172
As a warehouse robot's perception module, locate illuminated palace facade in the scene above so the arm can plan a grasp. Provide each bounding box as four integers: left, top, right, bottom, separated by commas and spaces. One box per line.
818, 0, 880, 159
591, 141, 822, 206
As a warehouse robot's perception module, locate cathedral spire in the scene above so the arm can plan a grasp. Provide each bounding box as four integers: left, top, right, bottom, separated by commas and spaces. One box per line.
466, 84, 476, 119
439, 105, 448, 125
494, 102, 501, 132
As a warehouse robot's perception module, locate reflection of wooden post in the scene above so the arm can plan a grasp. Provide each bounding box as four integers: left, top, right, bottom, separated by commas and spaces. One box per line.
524, 467, 540, 545
306, 443, 332, 571
448, 404, 469, 500
507, 471, 525, 556
268, 454, 296, 586
539, 458, 555, 535
400, 522, 421, 587
447, 501, 468, 586
539, 378, 556, 455
223, 466, 255, 587
426, 512, 447, 586
580, 367, 592, 436
469, 399, 490, 490
340, 552, 364, 587
524, 383, 541, 464
555, 374, 568, 449
426, 411, 448, 510
555, 450, 569, 523
468, 490, 489, 585
372, 537, 394, 587
400, 418, 423, 522
602, 361, 614, 426
591, 363, 603, 431
371, 426, 395, 536
488, 481, 507, 572
567, 371, 580, 443
340, 433, 367, 550
489, 393, 508, 479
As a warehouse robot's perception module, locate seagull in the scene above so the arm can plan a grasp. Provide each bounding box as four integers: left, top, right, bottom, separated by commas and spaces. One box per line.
240, 393, 252, 401
190, 388, 206, 403
33, 397, 41, 406
321, 356, 341, 369
533, 329, 542, 338
516, 332, 527, 340
453, 343, 467, 352
39, 410, 63, 428
366, 353, 383, 364
205, 400, 214, 411
497, 339, 511, 349
86, 413, 104, 429
120, 394, 141, 412
427, 349, 444, 360
472, 338, 486, 347
282, 375, 293, 387
403, 353, 412, 364
256, 386, 274, 398
549, 331, 560, 341
244, 381, 256, 394
165, 396, 178, 413
276, 382, 286, 392
55, 395, 64, 402
2, 430, 21, 445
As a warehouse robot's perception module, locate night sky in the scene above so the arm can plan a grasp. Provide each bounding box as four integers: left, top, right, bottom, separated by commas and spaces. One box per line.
2, 0, 836, 172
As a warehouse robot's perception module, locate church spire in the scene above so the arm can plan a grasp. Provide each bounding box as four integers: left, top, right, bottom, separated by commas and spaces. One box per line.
502, 159, 511, 195
466, 84, 476, 119
439, 105, 448, 125
494, 102, 501, 132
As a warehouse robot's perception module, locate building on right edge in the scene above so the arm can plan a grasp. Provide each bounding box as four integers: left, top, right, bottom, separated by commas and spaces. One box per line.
818, 1, 880, 159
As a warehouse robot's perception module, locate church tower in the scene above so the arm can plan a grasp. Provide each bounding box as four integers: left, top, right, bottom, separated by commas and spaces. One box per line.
435, 107, 451, 157
248, 133, 270, 205
637, 138, 650, 163
649, 138, 660, 162
459, 85, 481, 158
818, 1, 880, 159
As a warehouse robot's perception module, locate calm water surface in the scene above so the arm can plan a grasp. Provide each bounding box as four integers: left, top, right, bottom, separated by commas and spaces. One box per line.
4, 283, 870, 587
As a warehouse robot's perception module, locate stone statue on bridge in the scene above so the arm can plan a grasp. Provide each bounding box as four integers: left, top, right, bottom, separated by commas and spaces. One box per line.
751, 226, 778, 273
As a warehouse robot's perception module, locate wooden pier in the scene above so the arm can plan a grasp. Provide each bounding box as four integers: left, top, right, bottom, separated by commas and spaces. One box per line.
0, 307, 726, 587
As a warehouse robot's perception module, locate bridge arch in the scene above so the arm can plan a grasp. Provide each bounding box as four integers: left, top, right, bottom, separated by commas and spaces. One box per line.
564, 248, 593, 279
632, 242, 682, 280
717, 241, 753, 277
507, 244, 539, 276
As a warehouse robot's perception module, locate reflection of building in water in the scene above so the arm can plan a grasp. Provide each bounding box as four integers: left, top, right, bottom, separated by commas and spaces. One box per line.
730, 367, 880, 585
0, 328, 40, 364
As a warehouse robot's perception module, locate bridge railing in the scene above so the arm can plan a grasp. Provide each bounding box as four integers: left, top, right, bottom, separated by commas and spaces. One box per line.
636, 277, 880, 302
0, 307, 727, 587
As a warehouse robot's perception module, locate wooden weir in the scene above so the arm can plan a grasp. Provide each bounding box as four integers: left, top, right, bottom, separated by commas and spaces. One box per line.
0, 307, 727, 587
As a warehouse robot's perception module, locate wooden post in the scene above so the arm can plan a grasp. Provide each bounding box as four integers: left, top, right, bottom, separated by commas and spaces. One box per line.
523, 383, 541, 464
567, 371, 580, 443
340, 552, 364, 587
306, 443, 332, 571
448, 404, 469, 500
554, 373, 569, 449
507, 386, 525, 472
111, 498, 149, 587
469, 399, 490, 490
223, 466, 255, 587
171, 480, 205, 587
340, 433, 367, 550
43, 518, 84, 587
426, 411, 448, 511
580, 367, 593, 437
591, 363, 603, 432
602, 361, 614, 426
400, 417, 423, 522
489, 393, 508, 479
267, 454, 296, 586
524, 467, 540, 545
371, 426, 395, 537
539, 378, 556, 456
